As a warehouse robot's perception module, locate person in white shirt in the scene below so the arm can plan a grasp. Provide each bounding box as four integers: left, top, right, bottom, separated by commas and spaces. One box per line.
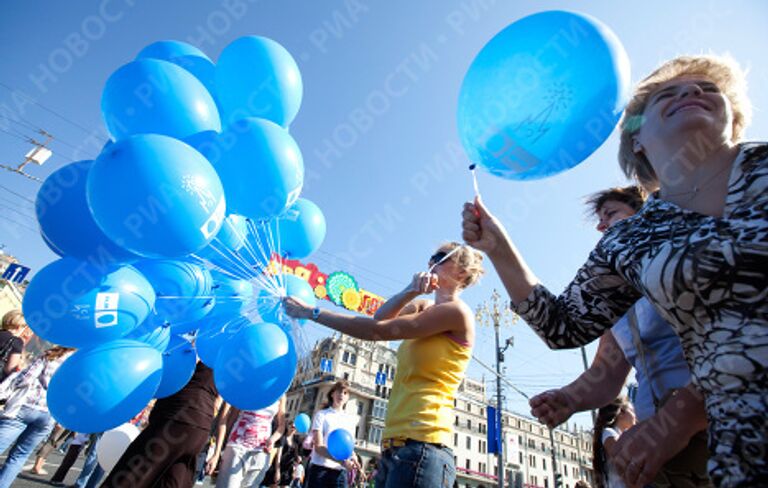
593, 397, 636, 488
207, 396, 285, 488
307, 380, 359, 488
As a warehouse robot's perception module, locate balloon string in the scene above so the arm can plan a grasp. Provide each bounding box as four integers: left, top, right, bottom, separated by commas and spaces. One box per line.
469, 163, 481, 198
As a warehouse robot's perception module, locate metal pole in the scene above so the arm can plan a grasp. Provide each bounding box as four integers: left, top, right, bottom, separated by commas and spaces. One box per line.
549, 427, 558, 487
495, 321, 504, 488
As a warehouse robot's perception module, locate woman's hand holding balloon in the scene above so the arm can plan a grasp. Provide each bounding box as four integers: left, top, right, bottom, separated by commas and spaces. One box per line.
461, 197, 511, 258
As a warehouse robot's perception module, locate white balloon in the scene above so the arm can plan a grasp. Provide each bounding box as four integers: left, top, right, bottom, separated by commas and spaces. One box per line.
96, 423, 140, 473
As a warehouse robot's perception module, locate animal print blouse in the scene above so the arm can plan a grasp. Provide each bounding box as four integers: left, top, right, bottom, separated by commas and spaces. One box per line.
513, 142, 768, 487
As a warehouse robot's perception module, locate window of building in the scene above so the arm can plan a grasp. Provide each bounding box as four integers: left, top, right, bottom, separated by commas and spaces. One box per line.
465, 459, 471, 471
519, 452, 523, 464
368, 425, 382, 445
479, 439, 486, 454
372, 400, 387, 419
573, 467, 578, 478
541, 442, 546, 452
342, 351, 350, 363
519, 435, 523, 445
350, 353, 357, 365
529, 455, 535, 468
454, 433, 458, 447
467, 419, 472, 431
467, 401, 472, 413
343, 372, 350, 380
466, 436, 471, 449
544, 477, 549, 488
543, 458, 547, 470
356, 402, 363, 415
455, 416, 459, 426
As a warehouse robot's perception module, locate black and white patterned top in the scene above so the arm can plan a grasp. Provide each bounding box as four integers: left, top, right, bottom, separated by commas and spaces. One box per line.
513, 142, 768, 487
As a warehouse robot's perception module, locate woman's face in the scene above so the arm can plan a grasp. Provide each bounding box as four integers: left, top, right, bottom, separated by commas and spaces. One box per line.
432, 256, 469, 289
596, 200, 637, 233
634, 76, 734, 162
616, 405, 637, 429
332, 387, 349, 407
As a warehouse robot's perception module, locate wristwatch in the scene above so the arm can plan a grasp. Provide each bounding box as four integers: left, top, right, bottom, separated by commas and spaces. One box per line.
311, 307, 321, 320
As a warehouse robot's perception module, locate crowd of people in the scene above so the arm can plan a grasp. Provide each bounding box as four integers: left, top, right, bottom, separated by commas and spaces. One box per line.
0, 53, 765, 488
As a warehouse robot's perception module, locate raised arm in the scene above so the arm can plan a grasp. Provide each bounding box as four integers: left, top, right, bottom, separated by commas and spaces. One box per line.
285, 298, 472, 342
462, 197, 640, 349
373, 272, 436, 320
530, 332, 631, 427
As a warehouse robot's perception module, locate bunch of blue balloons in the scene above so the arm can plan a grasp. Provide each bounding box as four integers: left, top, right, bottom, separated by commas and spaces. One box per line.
25, 37, 327, 433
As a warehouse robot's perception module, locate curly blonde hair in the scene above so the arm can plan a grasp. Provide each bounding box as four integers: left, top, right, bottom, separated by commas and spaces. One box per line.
618, 54, 751, 190
1, 310, 26, 332
431, 242, 484, 289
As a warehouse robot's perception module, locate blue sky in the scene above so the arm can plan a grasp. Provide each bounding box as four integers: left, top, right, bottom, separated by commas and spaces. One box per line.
1, 0, 766, 427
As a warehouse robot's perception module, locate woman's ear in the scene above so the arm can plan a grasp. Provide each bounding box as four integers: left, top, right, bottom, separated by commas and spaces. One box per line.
632, 137, 643, 155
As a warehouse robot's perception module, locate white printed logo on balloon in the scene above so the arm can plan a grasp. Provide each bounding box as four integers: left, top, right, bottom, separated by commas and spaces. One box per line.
94, 292, 120, 328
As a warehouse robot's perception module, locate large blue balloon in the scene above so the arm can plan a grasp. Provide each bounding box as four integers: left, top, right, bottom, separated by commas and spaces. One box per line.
258, 274, 316, 326
87, 134, 226, 258
133, 260, 214, 331
136, 41, 217, 102
457, 10, 630, 180
47, 340, 162, 433
155, 335, 197, 398
22, 258, 155, 347
327, 429, 355, 461
101, 58, 220, 140
294, 413, 311, 434
214, 118, 303, 221
36, 160, 137, 262
214, 322, 297, 410
216, 36, 302, 127
272, 198, 326, 259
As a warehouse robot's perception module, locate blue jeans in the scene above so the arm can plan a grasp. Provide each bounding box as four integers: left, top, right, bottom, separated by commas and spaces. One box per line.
306, 464, 348, 488
74, 433, 105, 488
0, 406, 55, 488
374, 440, 455, 488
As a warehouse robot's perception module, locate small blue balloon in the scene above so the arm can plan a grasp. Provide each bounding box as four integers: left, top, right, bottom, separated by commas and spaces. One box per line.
101, 58, 220, 140
214, 118, 303, 221
258, 274, 316, 326
126, 320, 171, 352
155, 335, 197, 398
87, 134, 226, 258
457, 10, 630, 180
294, 413, 311, 434
136, 41, 217, 101
214, 322, 297, 410
273, 198, 326, 259
133, 259, 215, 330
216, 36, 303, 127
47, 340, 163, 433
22, 258, 155, 348
327, 429, 355, 461
36, 160, 137, 262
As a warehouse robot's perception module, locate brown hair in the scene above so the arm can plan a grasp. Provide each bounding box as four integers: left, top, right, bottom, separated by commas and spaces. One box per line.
585, 185, 646, 216
618, 55, 751, 190
1, 310, 26, 332
324, 380, 350, 409
43, 346, 75, 361
592, 396, 632, 488
429, 242, 484, 289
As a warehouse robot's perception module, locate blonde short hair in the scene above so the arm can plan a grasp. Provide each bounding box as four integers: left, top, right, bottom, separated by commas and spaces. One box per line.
432, 242, 484, 289
618, 54, 751, 190
1, 310, 26, 332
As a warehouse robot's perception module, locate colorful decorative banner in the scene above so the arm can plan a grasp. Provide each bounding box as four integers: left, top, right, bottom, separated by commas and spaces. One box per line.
268, 257, 385, 316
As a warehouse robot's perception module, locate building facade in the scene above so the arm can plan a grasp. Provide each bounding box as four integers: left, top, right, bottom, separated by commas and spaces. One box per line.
286, 333, 594, 488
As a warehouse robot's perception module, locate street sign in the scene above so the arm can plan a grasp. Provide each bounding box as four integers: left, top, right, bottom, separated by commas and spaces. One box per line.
1, 263, 30, 283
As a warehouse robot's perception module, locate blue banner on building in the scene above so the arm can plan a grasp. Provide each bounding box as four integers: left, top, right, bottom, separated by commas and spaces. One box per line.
1, 263, 30, 284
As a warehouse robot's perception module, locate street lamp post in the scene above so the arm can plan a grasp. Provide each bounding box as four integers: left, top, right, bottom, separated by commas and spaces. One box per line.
476, 289, 516, 488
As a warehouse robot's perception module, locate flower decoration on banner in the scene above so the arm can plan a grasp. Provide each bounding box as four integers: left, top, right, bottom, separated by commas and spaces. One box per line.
326, 272, 358, 307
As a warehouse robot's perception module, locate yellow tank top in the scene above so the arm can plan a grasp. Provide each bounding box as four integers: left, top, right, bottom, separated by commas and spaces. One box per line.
383, 333, 471, 445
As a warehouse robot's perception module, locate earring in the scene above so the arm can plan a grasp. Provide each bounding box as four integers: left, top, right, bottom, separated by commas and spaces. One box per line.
632, 139, 643, 154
